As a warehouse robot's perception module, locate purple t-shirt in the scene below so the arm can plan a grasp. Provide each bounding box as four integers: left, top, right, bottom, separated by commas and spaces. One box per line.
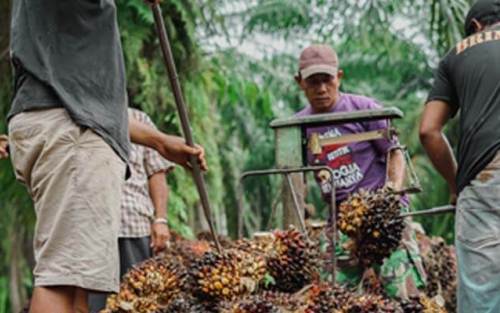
296, 93, 398, 203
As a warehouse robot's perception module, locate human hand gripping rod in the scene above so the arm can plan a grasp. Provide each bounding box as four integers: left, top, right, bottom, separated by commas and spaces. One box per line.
150, 3, 222, 253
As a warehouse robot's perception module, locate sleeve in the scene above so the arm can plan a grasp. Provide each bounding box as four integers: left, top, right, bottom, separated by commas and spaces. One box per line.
361, 99, 400, 156
140, 112, 176, 177
426, 57, 459, 113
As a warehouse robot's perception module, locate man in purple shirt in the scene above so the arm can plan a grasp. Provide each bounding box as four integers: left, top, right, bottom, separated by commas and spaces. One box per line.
295, 44, 426, 298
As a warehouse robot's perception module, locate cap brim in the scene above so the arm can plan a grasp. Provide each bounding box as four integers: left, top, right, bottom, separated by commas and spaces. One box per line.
300, 64, 338, 79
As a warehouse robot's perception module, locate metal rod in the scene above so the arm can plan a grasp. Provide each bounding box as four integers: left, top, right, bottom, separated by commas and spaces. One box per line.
401, 205, 456, 218
237, 179, 245, 239
151, 4, 221, 253
241, 166, 334, 179
266, 185, 285, 231
285, 174, 309, 239
329, 173, 337, 285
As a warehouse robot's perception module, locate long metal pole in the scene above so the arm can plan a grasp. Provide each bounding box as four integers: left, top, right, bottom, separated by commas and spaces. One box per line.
401, 205, 455, 218
329, 176, 337, 285
151, 4, 222, 253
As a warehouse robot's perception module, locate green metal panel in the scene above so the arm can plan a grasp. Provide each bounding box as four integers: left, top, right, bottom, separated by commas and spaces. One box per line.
275, 126, 303, 168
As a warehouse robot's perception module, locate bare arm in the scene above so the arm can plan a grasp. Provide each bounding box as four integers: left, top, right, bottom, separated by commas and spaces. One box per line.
419, 100, 458, 201
129, 117, 207, 171
148, 171, 170, 254
0, 135, 8, 159
386, 148, 406, 190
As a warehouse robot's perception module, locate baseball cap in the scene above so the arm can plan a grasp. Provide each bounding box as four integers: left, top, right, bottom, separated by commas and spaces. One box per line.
298, 44, 339, 79
465, 0, 500, 36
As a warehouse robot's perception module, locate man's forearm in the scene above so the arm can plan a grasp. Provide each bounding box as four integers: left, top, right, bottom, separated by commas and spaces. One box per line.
129, 117, 207, 170
387, 148, 406, 190
148, 171, 168, 219
421, 131, 457, 193
129, 117, 162, 150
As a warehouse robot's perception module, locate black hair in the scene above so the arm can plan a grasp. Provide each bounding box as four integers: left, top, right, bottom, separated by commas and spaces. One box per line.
465, 12, 500, 36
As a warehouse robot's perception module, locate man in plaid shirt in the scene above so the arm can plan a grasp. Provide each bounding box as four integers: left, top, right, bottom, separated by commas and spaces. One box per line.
89, 108, 174, 312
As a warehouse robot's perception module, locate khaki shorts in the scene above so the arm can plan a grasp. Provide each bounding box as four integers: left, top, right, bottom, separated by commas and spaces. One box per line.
8, 108, 125, 292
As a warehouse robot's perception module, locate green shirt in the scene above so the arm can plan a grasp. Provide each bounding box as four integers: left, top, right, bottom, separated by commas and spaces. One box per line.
9, 0, 130, 164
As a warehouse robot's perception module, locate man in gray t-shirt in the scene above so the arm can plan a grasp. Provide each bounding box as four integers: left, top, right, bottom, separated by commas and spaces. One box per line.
421, 1, 500, 311
8, 1, 206, 313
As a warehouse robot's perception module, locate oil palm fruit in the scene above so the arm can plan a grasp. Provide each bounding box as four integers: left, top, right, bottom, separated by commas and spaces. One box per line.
338, 188, 404, 267
220, 295, 280, 313
190, 251, 243, 301
338, 190, 370, 237
101, 258, 187, 313
347, 293, 403, 313
303, 283, 354, 313
419, 235, 457, 312
231, 249, 267, 293
266, 227, 320, 292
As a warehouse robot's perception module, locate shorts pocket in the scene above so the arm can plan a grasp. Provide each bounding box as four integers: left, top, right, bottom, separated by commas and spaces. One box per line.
8, 121, 44, 186
456, 186, 500, 247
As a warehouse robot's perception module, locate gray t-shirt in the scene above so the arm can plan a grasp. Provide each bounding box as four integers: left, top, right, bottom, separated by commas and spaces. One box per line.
9, 0, 130, 164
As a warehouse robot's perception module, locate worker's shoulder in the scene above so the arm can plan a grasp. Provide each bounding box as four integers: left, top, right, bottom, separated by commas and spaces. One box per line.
341, 93, 382, 110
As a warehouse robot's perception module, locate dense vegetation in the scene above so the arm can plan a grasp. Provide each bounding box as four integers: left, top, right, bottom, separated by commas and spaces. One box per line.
0, 0, 473, 311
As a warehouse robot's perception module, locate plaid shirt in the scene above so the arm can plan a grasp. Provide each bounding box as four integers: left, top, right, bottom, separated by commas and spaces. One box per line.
119, 109, 174, 237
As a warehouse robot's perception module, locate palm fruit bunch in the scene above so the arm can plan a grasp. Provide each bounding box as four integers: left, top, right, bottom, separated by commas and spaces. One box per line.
419, 295, 448, 313
257, 291, 305, 312
159, 295, 211, 313
346, 294, 403, 313
417, 234, 457, 312
399, 295, 424, 313
232, 232, 275, 256
166, 239, 213, 266
102, 287, 156, 313
231, 249, 267, 293
399, 294, 448, 313
266, 227, 320, 292
190, 250, 244, 301
433, 243, 457, 313
220, 295, 281, 313
361, 268, 386, 296
101, 258, 187, 313
338, 190, 370, 236
302, 283, 355, 313
338, 188, 404, 267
